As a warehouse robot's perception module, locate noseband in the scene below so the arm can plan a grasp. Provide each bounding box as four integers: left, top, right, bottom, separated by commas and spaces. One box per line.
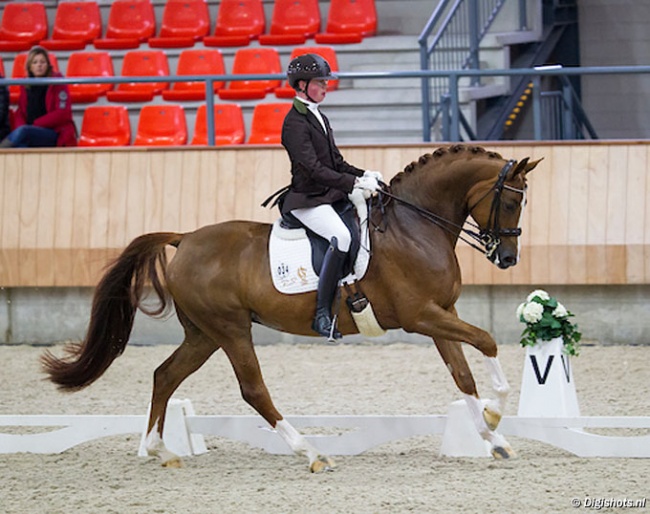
375, 160, 526, 260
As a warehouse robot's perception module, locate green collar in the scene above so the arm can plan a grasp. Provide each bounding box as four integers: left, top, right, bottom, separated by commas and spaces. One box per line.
293, 98, 309, 115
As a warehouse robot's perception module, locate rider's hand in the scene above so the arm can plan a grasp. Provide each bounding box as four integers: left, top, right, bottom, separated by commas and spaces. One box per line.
354, 176, 379, 199
355, 175, 379, 191
364, 169, 384, 184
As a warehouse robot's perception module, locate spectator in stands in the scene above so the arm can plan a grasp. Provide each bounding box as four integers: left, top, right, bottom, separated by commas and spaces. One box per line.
279, 53, 382, 339
0, 46, 76, 148
0, 72, 9, 141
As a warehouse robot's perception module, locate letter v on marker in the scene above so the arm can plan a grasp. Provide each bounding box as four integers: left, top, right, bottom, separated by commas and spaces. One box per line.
529, 355, 554, 384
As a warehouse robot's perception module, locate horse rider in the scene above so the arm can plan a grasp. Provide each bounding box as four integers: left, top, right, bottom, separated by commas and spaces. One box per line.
279, 53, 383, 339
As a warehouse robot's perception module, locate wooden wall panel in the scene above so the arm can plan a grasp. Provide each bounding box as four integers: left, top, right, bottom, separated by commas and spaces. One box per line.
625, 145, 647, 283
2, 142, 650, 287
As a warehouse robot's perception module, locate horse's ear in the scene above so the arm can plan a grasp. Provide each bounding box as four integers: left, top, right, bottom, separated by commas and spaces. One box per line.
512, 157, 543, 178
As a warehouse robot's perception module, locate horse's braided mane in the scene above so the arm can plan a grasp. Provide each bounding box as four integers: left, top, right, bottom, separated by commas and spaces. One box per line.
390, 144, 503, 187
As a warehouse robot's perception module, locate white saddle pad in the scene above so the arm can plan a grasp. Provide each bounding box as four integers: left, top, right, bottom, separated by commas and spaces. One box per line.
269, 201, 371, 295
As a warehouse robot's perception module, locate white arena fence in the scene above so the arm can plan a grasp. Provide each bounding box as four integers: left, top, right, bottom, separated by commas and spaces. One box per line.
1, 399, 649, 459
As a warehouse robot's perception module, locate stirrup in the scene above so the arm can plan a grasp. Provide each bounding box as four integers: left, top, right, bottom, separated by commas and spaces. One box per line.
312, 310, 342, 340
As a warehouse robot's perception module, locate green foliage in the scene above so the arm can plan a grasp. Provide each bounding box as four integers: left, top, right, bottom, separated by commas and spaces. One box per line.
517, 290, 582, 356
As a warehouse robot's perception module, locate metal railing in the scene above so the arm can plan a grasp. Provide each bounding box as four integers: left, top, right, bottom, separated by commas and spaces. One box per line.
418, 0, 527, 139
2, 64, 649, 143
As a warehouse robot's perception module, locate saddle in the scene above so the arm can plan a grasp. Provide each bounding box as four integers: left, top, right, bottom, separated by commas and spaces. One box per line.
268, 196, 371, 295
280, 200, 361, 277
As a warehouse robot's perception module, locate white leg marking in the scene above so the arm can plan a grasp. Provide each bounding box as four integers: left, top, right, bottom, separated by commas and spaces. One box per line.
484, 356, 510, 414
463, 394, 509, 450
145, 419, 179, 464
275, 419, 321, 464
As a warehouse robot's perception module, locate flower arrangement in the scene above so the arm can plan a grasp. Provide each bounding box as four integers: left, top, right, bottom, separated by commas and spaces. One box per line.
516, 289, 582, 356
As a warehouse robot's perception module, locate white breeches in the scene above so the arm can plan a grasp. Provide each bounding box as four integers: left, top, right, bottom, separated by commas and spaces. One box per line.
291, 204, 352, 252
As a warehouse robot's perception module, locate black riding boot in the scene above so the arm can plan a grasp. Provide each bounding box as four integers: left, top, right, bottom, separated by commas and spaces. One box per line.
312, 238, 346, 339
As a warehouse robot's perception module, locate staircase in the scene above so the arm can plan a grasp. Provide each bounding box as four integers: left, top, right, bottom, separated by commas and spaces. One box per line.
478, 0, 583, 140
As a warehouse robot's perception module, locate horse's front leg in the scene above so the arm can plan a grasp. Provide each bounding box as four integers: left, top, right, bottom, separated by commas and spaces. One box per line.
412, 303, 512, 426
482, 354, 510, 430
434, 337, 515, 459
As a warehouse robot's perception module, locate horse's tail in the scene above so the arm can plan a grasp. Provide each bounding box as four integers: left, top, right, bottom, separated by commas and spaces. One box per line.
41, 232, 183, 391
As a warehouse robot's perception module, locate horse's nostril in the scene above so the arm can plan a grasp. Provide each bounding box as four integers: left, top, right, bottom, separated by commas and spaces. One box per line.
502, 255, 517, 267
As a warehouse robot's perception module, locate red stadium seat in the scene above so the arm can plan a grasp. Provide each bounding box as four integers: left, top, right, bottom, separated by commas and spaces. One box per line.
9, 51, 60, 104
162, 49, 225, 101
218, 48, 282, 101
134, 105, 187, 146
94, 0, 156, 50
66, 52, 115, 103
0, 58, 5, 77
259, 0, 320, 46
315, 0, 376, 44
0, 2, 48, 51
247, 103, 292, 144
106, 50, 169, 102
203, 0, 265, 48
79, 106, 131, 146
40, 2, 102, 51
149, 0, 210, 49
275, 46, 339, 98
191, 104, 245, 145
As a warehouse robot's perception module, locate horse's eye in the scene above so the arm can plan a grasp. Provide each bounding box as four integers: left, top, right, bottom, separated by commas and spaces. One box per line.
503, 201, 518, 213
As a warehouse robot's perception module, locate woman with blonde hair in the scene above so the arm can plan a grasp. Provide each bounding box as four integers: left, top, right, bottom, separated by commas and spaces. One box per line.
0, 46, 76, 148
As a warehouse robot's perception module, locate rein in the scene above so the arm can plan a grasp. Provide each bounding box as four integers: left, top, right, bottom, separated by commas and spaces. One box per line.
374, 160, 524, 258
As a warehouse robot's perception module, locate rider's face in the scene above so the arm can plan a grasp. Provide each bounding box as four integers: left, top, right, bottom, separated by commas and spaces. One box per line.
306, 79, 328, 103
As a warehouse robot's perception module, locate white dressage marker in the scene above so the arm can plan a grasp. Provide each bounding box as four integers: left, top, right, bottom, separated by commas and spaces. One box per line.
518, 337, 581, 418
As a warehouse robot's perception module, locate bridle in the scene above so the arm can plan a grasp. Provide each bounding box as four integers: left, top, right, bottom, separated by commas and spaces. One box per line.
373, 160, 527, 260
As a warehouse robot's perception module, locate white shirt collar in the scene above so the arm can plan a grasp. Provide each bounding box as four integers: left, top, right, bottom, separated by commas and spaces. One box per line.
296, 97, 327, 133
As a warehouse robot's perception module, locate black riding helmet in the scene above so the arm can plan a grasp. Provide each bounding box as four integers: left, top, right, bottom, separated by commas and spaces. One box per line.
287, 54, 333, 94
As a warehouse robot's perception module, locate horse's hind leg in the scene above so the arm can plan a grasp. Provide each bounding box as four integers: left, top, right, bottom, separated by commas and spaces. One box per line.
434, 338, 515, 459
220, 326, 335, 473
144, 317, 218, 467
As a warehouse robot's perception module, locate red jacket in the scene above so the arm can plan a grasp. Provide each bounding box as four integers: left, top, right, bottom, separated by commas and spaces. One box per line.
14, 72, 77, 147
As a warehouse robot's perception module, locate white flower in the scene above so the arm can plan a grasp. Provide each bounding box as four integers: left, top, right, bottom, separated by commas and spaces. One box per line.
522, 302, 544, 323
527, 289, 550, 302
553, 302, 568, 318
516, 302, 526, 320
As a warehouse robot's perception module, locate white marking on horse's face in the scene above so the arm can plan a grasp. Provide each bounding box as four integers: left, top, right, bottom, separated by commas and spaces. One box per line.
515, 189, 527, 263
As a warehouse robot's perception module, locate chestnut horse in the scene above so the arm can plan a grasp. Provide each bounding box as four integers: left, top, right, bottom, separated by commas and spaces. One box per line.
42, 144, 540, 472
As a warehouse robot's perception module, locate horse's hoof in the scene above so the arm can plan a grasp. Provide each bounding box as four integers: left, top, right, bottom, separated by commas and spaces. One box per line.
161, 456, 183, 468
483, 406, 502, 431
310, 455, 336, 473
491, 445, 516, 460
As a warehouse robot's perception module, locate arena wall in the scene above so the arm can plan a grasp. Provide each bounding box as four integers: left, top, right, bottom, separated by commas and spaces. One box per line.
1, 141, 649, 345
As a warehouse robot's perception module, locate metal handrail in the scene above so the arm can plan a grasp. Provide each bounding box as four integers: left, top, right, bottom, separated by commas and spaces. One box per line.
417, 0, 518, 140
2, 64, 650, 143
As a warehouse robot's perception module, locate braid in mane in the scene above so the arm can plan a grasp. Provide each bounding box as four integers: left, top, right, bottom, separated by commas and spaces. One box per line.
389, 144, 503, 187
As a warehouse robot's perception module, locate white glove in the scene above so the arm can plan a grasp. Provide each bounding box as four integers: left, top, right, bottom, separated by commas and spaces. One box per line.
355, 175, 379, 191
348, 186, 366, 206
364, 169, 384, 183
354, 175, 379, 199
